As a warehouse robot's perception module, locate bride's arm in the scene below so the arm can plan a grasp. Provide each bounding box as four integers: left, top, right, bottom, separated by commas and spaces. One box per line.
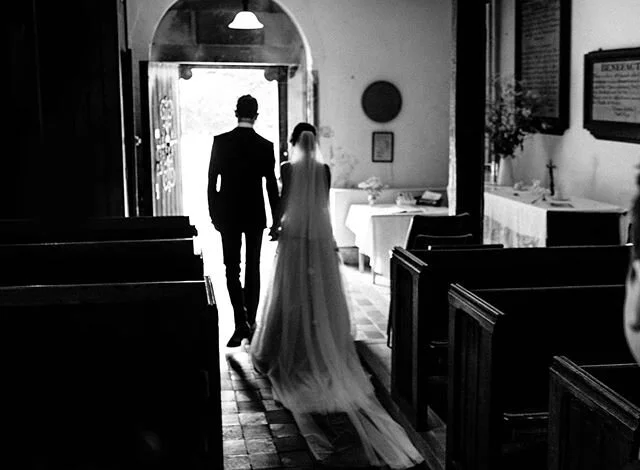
324, 164, 331, 200
272, 162, 291, 234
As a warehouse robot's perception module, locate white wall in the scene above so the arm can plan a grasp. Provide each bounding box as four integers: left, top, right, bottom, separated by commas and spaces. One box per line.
498, 0, 640, 209
127, 0, 452, 190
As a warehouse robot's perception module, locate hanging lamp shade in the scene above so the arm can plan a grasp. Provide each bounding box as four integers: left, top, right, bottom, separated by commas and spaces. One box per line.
228, 0, 264, 30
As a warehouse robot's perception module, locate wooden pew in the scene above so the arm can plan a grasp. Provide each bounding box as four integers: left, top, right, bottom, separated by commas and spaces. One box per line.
446, 283, 634, 470
0, 238, 203, 285
3, 280, 221, 470
390, 244, 631, 430
0, 215, 197, 244
548, 356, 640, 470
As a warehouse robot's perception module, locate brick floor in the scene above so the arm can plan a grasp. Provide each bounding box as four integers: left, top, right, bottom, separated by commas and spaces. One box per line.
221, 349, 429, 470
200, 225, 426, 469
221, 349, 316, 470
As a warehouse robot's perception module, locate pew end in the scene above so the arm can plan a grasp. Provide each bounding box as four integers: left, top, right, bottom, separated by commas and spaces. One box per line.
548, 356, 640, 470
390, 244, 631, 433
446, 282, 634, 470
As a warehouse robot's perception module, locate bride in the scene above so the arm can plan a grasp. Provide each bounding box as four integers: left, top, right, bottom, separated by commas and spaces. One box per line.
250, 124, 424, 468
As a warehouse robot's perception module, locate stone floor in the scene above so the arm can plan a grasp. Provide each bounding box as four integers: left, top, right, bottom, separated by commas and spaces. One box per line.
218, 268, 408, 470
220, 349, 315, 470
197, 224, 429, 469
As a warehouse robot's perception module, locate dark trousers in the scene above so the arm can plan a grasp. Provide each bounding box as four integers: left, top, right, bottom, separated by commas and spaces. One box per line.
220, 227, 264, 329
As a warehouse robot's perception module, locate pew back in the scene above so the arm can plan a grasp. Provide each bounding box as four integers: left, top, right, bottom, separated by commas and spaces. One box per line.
390, 244, 631, 430
0, 216, 196, 243
447, 283, 633, 470
3, 280, 220, 469
415, 244, 630, 339
0, 238, 203, 285
548, 356, 640, 470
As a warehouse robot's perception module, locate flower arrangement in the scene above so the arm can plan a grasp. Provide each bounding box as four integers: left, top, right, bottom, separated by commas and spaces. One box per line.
358, 176, 388, 200
485, 76, 543, 162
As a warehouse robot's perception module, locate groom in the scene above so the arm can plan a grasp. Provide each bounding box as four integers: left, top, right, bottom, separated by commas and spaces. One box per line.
208, 95, 280, 347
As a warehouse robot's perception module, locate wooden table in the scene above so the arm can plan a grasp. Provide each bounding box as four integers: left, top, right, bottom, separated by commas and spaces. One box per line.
345, 203, 449, 283
483, 186, 627, 247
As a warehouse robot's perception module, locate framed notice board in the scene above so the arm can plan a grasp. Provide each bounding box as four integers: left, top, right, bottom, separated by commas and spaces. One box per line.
584, 47, 640, 144
372, 132, 394, 162
515, 0, 571, 135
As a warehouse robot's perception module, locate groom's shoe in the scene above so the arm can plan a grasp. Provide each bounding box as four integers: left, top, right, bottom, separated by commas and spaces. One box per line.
227, 323, 251, 348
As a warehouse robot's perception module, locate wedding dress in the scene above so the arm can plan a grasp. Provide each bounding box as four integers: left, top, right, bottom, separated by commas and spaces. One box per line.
250, 131, 424, 468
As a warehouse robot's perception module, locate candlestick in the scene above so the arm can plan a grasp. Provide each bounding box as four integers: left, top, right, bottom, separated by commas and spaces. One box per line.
546, 160, 557, 197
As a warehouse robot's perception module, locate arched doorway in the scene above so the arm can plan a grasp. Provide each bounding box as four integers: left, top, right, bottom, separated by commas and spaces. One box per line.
137, 0, 315, 348
138, 0, 314, 218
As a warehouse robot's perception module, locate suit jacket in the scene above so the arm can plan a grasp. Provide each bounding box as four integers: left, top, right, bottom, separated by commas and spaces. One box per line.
208, 127, 279, 232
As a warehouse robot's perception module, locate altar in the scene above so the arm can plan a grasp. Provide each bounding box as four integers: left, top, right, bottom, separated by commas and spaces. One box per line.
483, 186, 627, 248
345, 203, 449, 283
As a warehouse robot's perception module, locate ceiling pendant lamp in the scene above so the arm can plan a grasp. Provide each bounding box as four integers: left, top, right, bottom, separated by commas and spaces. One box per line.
228, 0, 264, 30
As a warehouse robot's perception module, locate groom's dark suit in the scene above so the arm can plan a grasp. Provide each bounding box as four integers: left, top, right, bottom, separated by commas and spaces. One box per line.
208, 126, 279, 330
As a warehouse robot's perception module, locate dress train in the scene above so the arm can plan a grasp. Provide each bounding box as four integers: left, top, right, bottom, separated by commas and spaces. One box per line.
251, 234, 424, 468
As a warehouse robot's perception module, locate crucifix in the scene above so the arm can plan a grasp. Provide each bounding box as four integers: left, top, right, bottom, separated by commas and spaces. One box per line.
546, 160, 557, 197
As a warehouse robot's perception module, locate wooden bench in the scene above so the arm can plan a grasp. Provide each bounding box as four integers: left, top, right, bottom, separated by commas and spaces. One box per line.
0, 238, 203, 285
0, 215, 197, 244
3, 280, 221, 469
390, 244, 631, 430
548, 356, 640, 470
446, 283, 634, 470
386, 243, 502, 347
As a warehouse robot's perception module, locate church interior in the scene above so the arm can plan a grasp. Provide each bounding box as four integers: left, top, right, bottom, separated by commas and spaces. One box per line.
6, 0, 640, 469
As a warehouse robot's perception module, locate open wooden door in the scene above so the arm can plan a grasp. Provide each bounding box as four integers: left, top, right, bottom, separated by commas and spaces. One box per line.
146, 62, 184, 216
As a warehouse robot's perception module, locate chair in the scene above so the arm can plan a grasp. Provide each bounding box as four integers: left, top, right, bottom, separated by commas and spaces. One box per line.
404, 212, 474, 249
427, 243, 504, 251
387, 212, 475, 348
414, 233, 474, 250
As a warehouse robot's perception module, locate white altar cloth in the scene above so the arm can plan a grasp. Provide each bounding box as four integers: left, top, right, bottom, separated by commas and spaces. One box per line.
484, 186, 626, 247
345, 203, 448, 282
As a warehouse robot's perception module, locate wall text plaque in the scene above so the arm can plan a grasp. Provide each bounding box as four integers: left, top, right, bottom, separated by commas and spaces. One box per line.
516, 0, 571, 135
584, 47, 640, 143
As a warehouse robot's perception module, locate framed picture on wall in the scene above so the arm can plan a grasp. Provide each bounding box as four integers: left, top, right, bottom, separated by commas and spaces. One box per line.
583, 47, 640, 143
372, 131, 394, 162
515, 0, 571, 135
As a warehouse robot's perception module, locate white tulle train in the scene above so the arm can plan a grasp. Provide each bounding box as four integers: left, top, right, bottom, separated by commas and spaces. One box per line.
250, 135, 423, 468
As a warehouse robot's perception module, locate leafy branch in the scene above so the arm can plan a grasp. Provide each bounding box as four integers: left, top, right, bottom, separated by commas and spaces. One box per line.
485, 76, 545, 161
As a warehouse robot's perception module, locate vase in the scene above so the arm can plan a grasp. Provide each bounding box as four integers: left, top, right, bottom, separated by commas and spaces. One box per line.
488, 160, 499, 185
497, 157, 515, 187
368, 194, 378, 205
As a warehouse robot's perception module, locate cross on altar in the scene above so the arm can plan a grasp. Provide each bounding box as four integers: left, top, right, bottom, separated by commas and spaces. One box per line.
546, 161, 557, 196
547, 160, 557, 196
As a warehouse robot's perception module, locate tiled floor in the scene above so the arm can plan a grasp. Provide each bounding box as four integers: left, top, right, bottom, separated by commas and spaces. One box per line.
217, 268, 400, 470
220, 349, 315, 469
197, 224, 426, 469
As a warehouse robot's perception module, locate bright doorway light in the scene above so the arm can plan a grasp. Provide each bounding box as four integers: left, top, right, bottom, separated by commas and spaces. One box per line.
178, 67, 279, 231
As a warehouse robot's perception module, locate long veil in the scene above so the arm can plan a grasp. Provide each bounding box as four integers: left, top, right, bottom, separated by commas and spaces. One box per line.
250, 131, 423, 468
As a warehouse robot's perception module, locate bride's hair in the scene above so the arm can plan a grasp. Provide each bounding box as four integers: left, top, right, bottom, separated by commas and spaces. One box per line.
296, 130, 315, 154
291, 130, 324, 164
290, 122, 316, 145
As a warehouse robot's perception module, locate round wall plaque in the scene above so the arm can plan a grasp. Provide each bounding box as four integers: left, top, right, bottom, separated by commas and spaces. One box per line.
361, 81, 402, 123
